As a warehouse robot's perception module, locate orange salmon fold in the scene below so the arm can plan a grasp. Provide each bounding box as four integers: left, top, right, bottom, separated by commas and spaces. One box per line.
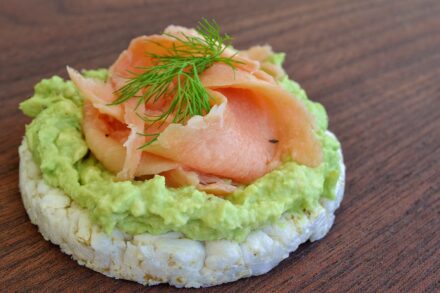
67, 25, 322, 195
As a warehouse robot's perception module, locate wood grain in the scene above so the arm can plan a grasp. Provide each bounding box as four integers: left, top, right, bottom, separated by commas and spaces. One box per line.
1, 0, 439, 292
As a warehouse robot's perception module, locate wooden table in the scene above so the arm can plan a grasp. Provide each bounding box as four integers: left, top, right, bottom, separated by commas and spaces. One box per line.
1, 0, 439, 292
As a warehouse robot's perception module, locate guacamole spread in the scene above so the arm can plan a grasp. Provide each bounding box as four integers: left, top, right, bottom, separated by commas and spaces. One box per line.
20, 66, 341, 242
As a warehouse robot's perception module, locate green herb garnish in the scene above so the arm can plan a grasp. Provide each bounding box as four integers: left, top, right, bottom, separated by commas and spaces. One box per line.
111, 19, 241, 147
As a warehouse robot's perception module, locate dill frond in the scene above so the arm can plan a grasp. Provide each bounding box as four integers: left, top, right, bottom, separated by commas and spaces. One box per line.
111, 19, 240, 147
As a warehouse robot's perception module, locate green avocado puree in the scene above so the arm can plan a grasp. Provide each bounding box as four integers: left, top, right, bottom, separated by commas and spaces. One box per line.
20, 64, 341, 242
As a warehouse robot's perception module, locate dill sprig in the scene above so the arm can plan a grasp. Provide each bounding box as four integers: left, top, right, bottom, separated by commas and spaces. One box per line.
111, 19, 240, 147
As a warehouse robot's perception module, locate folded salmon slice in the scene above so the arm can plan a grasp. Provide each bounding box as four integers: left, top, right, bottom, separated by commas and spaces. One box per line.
144, 89, 278, 183
238, 45, 285, 80
201, 63, 322, 168
82, 101, 179, 176
68, 67, 123, 121
68, 26, 322, 195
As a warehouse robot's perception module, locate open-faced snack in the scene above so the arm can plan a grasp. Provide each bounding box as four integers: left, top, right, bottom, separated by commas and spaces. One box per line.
19, 20, 345, 288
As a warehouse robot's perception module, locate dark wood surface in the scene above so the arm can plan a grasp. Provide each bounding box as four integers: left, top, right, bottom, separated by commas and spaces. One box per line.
1, 0, 439, 292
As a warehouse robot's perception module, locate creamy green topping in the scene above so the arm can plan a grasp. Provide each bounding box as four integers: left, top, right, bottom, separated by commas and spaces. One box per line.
20, 65, 341, 242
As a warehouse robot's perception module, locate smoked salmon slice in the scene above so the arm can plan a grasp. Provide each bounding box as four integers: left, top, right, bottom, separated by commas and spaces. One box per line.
68, 25, 322, 195
82, 101, 179, 177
